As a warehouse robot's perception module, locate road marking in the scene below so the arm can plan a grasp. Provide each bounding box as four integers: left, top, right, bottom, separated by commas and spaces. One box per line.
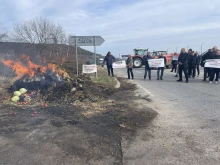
115, 69, 154, 97
133, 81, 154, 97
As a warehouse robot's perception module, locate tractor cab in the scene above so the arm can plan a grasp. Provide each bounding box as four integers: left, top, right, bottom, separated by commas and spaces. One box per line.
152, 51, 167, 57
134, 49, 148, 57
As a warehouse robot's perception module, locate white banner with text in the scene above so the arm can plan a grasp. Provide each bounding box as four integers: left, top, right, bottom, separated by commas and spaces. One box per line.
148, 59, 165, 68
205, 59, 220, 68
82, 65, 97, 73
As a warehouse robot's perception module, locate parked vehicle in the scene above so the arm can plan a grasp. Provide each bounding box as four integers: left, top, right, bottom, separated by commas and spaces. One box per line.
131, 48, 174, 68
132, 48, 148, 68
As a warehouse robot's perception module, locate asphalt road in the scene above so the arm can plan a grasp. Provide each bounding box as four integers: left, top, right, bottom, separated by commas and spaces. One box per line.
115, 67, 220, 165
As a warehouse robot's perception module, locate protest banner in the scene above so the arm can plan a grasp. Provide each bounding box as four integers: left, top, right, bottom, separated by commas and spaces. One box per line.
148, 59, 164, 68
82, 65, 97, 74
113, 60, 126, 68
205, 59, 220, 68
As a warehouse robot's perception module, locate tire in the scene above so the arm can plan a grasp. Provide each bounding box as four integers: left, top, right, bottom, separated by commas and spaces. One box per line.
133, 57, 143, 68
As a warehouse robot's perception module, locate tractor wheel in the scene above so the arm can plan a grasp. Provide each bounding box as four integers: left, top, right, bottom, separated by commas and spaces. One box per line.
133, 57, 143, 68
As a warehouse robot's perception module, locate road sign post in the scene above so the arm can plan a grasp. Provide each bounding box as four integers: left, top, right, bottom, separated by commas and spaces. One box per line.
75, 36, 78, 76
93, 36, 98, 78
69, 36, 105, 77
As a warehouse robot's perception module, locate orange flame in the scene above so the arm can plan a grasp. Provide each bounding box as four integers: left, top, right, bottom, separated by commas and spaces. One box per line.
2, 54, 46, 79
48, 63, 68, 77
1, 54, 69, 80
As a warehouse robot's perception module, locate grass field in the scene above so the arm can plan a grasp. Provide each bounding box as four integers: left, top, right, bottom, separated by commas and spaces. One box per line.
90, 66, 117, 88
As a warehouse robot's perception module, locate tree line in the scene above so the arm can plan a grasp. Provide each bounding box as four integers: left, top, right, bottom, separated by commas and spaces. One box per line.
0, 17, 68, 44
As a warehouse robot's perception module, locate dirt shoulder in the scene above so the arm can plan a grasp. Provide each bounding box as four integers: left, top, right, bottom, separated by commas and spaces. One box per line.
0, 70, 157, 165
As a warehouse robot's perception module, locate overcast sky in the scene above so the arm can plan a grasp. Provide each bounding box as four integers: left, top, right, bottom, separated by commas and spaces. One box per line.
1, 0, 220, 56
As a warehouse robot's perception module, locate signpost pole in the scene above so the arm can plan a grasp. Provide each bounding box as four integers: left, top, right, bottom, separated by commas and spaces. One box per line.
94, 36, 97, 79
75, 36, 78, 77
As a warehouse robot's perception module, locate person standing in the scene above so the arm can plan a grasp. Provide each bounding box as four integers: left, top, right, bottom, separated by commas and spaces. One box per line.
188, 49, 193, 78
157, 53, 167, 80
177, 48, 189, 83
143, 52, 152, 80
195, 52, 201, 77
126, 54, 134, 79
190, 52, 197, 78
201, 49, 212, 81
102, 51, 115, 77
171, 53, 178, 73
209, 49, 220, 83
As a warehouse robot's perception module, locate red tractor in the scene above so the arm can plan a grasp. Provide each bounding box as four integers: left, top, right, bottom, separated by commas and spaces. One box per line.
132, 49, 173, 68
151, 51, 173, 68
132, 48, 148, 68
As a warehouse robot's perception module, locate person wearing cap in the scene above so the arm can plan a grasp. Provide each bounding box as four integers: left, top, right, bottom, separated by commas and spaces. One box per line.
126, 54, 134, 79
102, 51, 115, 77
177, 48, 189, 83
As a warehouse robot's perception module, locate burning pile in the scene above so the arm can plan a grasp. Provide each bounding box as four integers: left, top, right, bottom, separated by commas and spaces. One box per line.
1, 54, 70, 91
0, 54, 76, 105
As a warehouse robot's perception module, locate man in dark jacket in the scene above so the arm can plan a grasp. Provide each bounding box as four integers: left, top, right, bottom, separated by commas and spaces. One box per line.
157, 53, 167, 80
177, 48, 189, 83
188, 51, 197, 78
102, 51, 115, 77
143, 52, 152, 80
209, 50, 220, 83
201, 49, 212, 81
188, 49, 194, 78
201, 46, 217, 81
195, 52, 201, 77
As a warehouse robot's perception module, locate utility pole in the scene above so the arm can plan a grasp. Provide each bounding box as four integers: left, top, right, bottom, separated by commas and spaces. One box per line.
201, 43, 204, 54
176, 47, 178, 53
187, 45, 190, 51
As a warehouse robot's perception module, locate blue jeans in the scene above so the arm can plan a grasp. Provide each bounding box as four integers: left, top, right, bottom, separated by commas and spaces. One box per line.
144, 67, 151, 79
157, 67, 164, 79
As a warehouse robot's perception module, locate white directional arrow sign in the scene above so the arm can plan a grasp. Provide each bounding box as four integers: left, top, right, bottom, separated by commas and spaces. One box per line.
69, 36, 105, 46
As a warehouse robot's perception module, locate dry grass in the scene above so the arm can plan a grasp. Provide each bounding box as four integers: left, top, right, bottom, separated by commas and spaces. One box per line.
90, 66, 117, 88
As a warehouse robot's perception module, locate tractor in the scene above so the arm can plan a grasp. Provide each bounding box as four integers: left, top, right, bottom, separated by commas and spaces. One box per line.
132, 49, 173, 68
151, 51, 173, 68
132, 48, 148, 68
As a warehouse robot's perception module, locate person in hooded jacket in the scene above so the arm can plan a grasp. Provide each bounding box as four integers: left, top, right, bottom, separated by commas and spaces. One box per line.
102, 51, 115, 77
143, 52, 152, 80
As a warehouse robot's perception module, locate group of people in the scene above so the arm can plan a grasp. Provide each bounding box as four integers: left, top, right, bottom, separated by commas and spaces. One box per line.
170, 48, 202, 83
102, 47, 220, 83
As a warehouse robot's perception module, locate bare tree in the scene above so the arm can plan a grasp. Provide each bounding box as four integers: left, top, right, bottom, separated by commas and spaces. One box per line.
0, 32, 8, 42
11, 17, 67, 44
